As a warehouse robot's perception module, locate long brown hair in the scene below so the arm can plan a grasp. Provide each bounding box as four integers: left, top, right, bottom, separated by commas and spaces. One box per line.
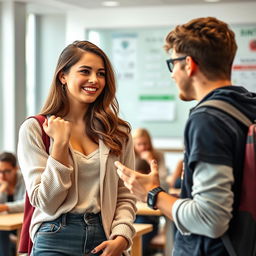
40, 41, 130, 155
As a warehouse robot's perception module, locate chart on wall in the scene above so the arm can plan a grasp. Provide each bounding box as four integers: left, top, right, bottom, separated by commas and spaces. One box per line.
87, 23, 256, 136
231, 24, 256, 92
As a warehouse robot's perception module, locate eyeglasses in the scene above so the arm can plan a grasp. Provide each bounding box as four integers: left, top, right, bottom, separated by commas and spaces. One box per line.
0, 169, 12, 175
166, 56, 188, 73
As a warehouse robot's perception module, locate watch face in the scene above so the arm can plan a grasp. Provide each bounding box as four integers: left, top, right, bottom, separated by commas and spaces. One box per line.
148, 197, 153, 205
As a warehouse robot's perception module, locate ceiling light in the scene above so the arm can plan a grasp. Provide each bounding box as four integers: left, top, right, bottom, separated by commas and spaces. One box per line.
204, 0, 221, 2
101, 1, 120, 7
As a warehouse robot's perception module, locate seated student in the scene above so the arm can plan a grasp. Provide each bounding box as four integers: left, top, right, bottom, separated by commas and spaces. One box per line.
0, 152, 25, 256
166, 159, 183, 190
132, 128, 168, 190
133, 128, 168, 256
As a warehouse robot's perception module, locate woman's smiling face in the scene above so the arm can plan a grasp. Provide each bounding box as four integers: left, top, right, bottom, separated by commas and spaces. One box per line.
61, 51, 106, 107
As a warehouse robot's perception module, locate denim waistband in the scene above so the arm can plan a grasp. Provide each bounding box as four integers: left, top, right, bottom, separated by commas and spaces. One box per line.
60, 212, 102, 226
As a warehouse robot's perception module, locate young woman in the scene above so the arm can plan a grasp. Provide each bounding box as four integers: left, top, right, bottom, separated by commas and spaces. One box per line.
18, 41, 136, 256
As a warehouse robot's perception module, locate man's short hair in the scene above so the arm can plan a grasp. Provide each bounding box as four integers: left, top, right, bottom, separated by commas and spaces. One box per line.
0, 152, 17, 167
165, 17, 237, 80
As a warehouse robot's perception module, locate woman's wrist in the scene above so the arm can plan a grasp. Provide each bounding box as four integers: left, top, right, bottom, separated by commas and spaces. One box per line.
114, 235, 129, 250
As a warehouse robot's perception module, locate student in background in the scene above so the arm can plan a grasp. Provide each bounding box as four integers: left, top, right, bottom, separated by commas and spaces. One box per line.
166, 159, 183, 189
18, 41, 136, 256
0, 152, 25, 256
115, 17, 256, 255
133, 128, 168, 256
133, 128, 168, 190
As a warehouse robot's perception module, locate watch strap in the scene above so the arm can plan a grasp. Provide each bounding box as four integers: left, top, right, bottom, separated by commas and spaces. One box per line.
147, 186, 165, 210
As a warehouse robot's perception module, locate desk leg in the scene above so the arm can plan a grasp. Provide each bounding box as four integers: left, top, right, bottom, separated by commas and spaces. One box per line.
16, 228, 21, 256
165, 218, 174, 256
131, 236, 142, 256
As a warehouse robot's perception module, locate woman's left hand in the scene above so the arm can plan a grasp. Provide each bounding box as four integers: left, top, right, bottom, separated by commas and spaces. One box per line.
91, 236, 128, 256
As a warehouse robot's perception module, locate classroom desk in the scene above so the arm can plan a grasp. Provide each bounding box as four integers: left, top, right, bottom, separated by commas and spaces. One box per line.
131, 223, 153, 256
0, 212, 24, 256
0, 212, 152, 256
136, 201, 175, 256
136, 201, 162, 216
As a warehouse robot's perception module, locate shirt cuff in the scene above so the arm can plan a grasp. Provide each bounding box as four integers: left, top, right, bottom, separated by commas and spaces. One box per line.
109, 223, 135, 249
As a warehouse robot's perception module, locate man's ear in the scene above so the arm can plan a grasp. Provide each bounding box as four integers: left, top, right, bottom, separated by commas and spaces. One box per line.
186, 56, 197, 76
58, 71, 66, 85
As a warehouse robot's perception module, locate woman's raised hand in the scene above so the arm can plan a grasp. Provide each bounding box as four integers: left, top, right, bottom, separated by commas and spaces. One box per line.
43, 116, 71, 144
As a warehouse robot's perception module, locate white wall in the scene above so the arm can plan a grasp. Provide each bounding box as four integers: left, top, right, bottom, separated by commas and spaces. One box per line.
0, 1, 26, 152
34, 14, 66, 113
66, 2, 256, 43
64, 1, 256, 171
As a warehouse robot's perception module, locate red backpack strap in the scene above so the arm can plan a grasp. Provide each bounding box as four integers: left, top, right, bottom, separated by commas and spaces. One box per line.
33, 115, 50, 153
18, 115, 50, 255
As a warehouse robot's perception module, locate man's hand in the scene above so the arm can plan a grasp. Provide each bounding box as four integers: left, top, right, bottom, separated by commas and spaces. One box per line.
115, 160, 160, 202
140, 150, 154, 163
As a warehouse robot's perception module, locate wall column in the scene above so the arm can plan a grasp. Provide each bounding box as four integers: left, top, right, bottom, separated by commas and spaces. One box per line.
1, 1, 26, 152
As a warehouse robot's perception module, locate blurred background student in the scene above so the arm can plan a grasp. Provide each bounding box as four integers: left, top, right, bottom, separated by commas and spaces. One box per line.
133, 128, 168, 256
133, 128, 169, 190
0, 152, 25, 256
166, 158, 183, 190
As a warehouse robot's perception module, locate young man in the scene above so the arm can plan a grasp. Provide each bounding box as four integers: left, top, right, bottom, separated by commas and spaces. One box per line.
0, 152, 25, 256
115, 17, 256, 255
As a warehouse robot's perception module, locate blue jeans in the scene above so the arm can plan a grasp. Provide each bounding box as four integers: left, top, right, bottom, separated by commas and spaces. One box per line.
31, 212, 107, 256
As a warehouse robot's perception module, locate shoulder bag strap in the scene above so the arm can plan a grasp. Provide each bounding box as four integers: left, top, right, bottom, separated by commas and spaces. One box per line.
196, 99, 252, 127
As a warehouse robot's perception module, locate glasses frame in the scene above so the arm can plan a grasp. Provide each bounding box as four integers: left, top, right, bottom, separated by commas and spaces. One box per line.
0, 169, 12, 175
166, 56, 188, 73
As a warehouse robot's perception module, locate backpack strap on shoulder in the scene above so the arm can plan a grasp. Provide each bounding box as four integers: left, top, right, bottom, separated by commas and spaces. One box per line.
29, 115, 50, 153
222, 233, 237, 256
196, 99, 252, 127
18, 115, 50, 255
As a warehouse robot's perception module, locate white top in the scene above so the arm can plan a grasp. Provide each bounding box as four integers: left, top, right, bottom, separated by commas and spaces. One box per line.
71, 149, 100, 214
18, 117, 137, 252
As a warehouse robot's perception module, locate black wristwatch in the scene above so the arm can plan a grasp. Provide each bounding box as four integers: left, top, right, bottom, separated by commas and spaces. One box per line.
147, 186, 165, 210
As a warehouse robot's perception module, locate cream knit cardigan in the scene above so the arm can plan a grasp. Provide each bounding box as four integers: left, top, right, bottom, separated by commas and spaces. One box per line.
17, 118, 137, 254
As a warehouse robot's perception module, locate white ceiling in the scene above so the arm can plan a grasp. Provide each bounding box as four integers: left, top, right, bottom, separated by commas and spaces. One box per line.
1, 0, 254, 14
40, 0, 256, 9
10, 0, 256, 12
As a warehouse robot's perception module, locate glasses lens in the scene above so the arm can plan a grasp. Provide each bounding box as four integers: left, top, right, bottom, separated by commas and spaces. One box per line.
166, 59, 173, 73
169, 61, 173, 72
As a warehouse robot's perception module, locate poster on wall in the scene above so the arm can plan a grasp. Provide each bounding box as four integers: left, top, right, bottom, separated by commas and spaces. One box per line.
138, 95, 176, 121
232, 24, 256, 92
112, 33, 137, 80
141, 31, 169, 88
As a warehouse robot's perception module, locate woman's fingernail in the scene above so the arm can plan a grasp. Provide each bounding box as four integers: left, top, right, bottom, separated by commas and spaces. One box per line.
91, 249, 96, 253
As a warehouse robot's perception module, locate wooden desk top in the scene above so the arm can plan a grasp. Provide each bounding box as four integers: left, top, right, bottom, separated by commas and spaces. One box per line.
136, 202, 162, 216
133, 223, 153, 236
0, 212, 24, 231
